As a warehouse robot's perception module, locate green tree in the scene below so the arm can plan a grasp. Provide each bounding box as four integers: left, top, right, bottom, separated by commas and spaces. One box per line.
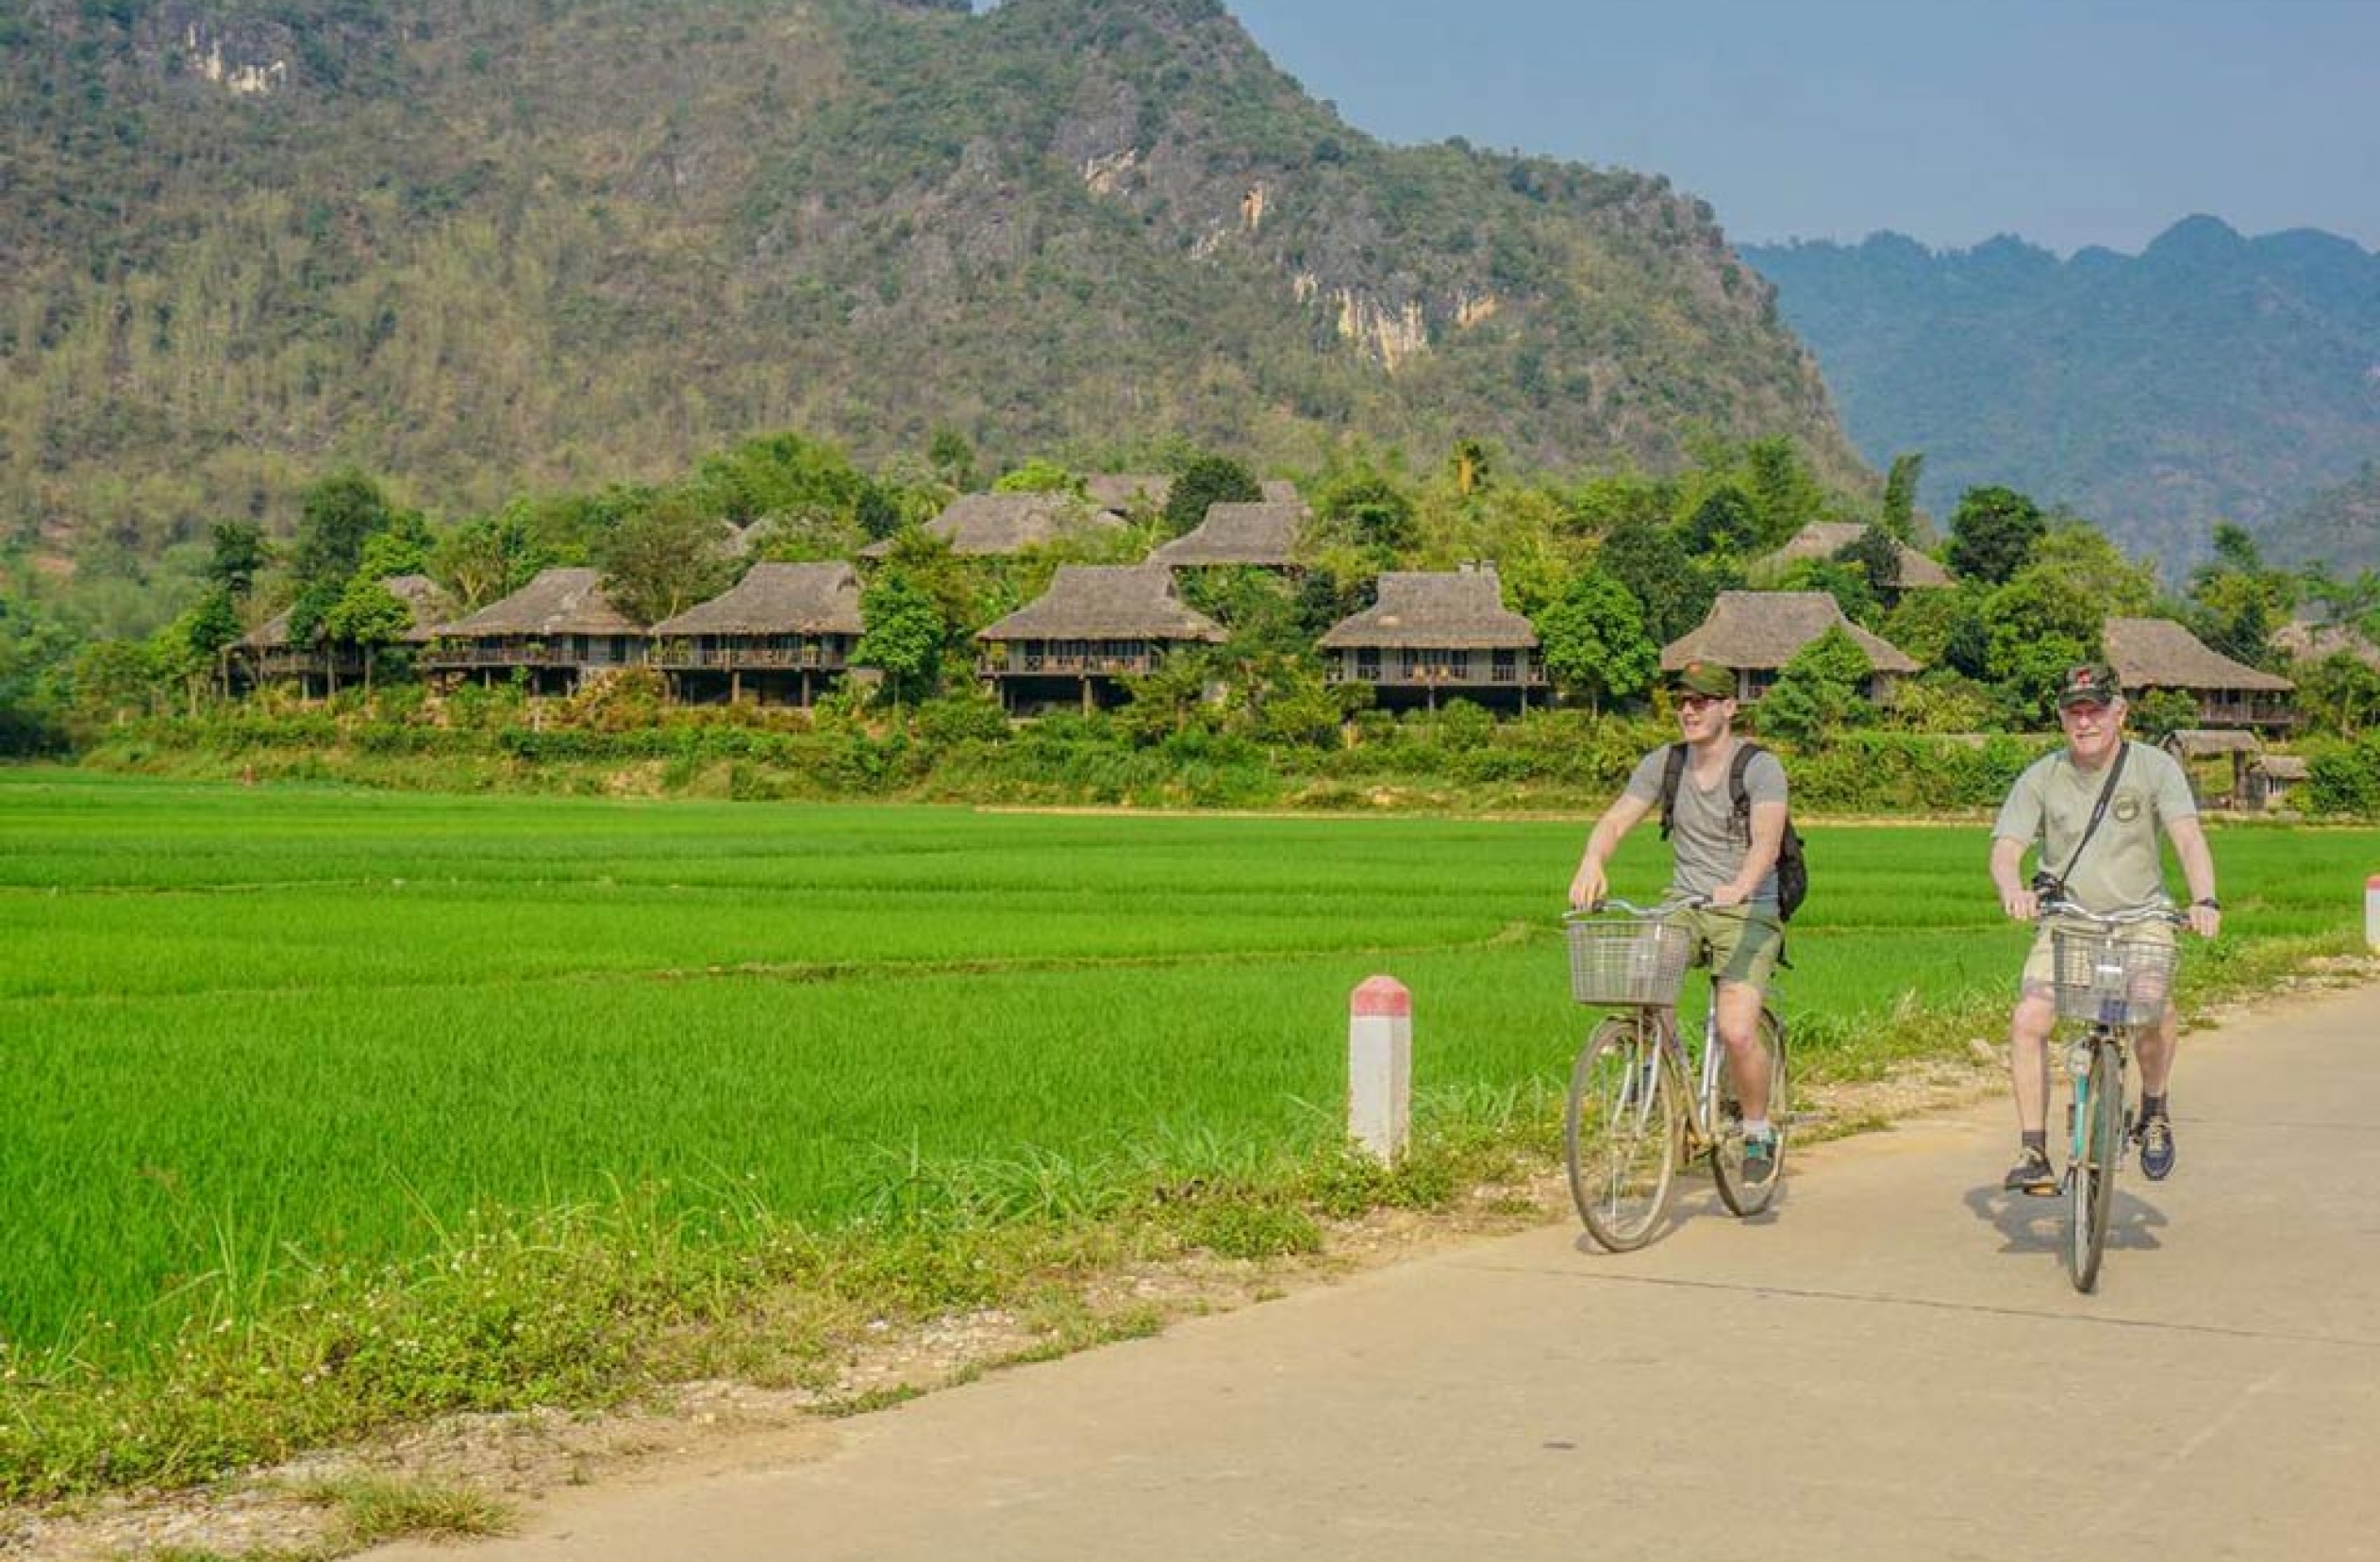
1755, 625, 1872, 745
1163, 454, 1262, 537
1830, 524, 1904, 605
857, 572, 947, 709
1310, 469, 1417, 561
431, 506, 550, 610
1682, 484, 1759, 557
1598, 520, 1710, 643
688, 431, 866, 525
1742, 436, 1827, 549
1880, 452, 1924, 540
992, 458, 1085, 495
927, 428, 978, 491
323, 576, 415, 690
2300, 651, 2380, 738
595, 495, 733, 624
2188, 521, 2296, 666
1982, 563, 2102, 723
1534, 570, 1656, 714
204, 520, 271, 599
1779, 557, 1877, 627
291, 470, 393, 590
1944, 485, 2045, 586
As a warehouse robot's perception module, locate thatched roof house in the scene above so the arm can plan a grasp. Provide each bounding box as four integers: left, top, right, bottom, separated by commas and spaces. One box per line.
1752, 522, 1953, 590
1319, 570, 1540, 651
975, 566, 1225, 713
976, 566, 1225, 646
1316, 568, 1545, 710
239, 573, 453, 652
650, 563, 864, 638
434, 568, 644, 639
863, 492, 1125, 557
1660, 590, 1919, 701
647, 562, 864, 706
1148, 502, 1304, 569
2272, 617, 2380, 670
2104, 616, 2295, 732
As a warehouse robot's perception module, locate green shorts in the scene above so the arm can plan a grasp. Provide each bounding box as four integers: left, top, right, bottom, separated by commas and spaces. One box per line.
1670, 906, 1784, 995
2020, 916, 2177, 1008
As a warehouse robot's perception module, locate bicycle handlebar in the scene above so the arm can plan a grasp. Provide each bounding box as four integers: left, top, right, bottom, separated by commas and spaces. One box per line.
2036, 899, 2189, 929
1566, 893, 1732, 921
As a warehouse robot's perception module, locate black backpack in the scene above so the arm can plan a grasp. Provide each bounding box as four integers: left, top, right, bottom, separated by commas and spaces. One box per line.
1656, 740, 1807, 921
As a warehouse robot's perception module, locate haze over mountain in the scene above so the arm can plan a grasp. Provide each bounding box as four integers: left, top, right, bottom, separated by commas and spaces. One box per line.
2, 0, 1858, 569
1743, 217, 2380, 568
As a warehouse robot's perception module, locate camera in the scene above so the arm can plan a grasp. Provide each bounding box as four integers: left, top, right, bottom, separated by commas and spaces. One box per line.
2029, 871, 2064, 898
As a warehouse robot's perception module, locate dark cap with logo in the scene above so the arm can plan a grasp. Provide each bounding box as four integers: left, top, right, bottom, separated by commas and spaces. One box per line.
1668, 661, 1735, 700
2055, 660, 2122, 708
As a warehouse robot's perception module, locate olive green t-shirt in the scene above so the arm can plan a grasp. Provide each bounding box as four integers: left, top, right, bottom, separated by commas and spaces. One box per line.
1992, 739, 2197, 911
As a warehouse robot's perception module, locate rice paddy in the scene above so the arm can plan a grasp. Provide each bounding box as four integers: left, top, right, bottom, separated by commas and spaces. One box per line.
4, 768, 2372, 1365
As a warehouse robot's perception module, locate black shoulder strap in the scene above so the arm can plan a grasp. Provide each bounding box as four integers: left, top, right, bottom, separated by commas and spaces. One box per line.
1728, 740, 1763, 830
1656, 742, 1689, 839
2055, 739, 2131, 884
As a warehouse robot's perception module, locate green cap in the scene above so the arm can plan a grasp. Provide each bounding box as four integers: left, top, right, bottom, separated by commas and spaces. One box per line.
2055, 660, 2122, 707
1668, 661, 1735, 699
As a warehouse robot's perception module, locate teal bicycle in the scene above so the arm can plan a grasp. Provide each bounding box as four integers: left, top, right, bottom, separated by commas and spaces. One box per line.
1561, 897, 1788, 1252
2040, 899, 2186, 1292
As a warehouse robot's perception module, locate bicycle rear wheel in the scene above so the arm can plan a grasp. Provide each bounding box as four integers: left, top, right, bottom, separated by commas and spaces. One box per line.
2067, 1039, 2124, 1292
1566, 1013, 1682, 1252
1711, 1005, 1788, 1218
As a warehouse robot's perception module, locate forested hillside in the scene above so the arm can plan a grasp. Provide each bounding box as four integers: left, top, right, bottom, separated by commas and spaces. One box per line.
1743, 218, 2380, 565
3, 0, 1857, 585
2266, 464, 2380, 573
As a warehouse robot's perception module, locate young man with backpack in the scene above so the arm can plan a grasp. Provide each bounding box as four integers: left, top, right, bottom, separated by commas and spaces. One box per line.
1568, 660, 1798, 1187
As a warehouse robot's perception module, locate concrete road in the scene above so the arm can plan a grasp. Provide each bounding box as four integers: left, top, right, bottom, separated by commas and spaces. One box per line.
372, 983, 2380, 1562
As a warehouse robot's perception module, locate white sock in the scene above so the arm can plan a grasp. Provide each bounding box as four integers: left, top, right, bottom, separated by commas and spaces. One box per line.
1741, 1118, 1773, 1139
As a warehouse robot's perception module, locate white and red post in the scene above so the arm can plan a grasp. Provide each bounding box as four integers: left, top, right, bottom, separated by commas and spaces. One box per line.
1348, 974, 1412, 1164
2367, 874, 2380, 953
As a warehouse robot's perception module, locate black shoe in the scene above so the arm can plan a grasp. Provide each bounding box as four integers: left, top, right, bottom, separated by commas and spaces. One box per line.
2003, 1146, 2057, 1197
2135, 1110, 2175, 1180
1739, 1130, 1779, 1188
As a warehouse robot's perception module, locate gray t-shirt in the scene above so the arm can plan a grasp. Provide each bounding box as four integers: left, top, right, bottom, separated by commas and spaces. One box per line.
1622, 740, 1789, 904
1993, 739, 2197, 911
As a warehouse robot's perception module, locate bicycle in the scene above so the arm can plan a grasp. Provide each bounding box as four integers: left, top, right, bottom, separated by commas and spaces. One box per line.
1560, 896, 1789, 1252
2039, 898, 2188, 1293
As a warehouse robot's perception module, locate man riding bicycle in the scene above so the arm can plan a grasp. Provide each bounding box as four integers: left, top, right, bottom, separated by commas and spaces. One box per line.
1568, 661, 1789, 1187
1989, 661, 2222, 1196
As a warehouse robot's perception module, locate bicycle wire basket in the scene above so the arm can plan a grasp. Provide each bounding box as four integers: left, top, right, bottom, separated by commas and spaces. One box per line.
2049, 930, 2178, 1027
1566, 917, 1695, 1006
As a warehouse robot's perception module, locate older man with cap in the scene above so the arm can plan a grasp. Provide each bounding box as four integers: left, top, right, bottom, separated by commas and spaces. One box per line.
1569, 659, 1789, 1187
1989, 660, 2222, 1195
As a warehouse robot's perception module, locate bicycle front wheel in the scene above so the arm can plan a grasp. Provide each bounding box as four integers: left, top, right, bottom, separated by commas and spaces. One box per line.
1711, 1005, 1788, 1219
1566, 1012, 1682, 1252
2068, 1039, 2124, 1292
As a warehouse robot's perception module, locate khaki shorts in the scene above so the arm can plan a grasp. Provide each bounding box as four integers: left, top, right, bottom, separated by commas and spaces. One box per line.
2020, 916, 2177, 1008
1670, 906, 1784, 995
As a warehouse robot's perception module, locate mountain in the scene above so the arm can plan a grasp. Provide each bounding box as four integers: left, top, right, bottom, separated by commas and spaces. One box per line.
1, 0, 1858, 568
2264, 462, 2380, 573
1742, 217, 2380, 566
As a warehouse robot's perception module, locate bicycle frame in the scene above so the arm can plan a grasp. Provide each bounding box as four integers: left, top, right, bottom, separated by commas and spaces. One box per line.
2038, 897, 2185, 1292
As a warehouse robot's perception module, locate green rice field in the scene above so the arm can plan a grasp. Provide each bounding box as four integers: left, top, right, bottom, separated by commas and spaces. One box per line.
5, 768, 2373, 1364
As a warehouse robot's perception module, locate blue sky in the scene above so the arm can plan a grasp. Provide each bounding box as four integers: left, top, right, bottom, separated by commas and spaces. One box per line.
1221, 0, 2380, 257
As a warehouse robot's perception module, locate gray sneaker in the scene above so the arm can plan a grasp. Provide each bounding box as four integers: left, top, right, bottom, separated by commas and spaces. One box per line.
1739, 1130, 1779, 1188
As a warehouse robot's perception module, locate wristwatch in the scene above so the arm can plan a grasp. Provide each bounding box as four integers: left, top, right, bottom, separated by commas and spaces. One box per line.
2193, 897, 2222, 910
